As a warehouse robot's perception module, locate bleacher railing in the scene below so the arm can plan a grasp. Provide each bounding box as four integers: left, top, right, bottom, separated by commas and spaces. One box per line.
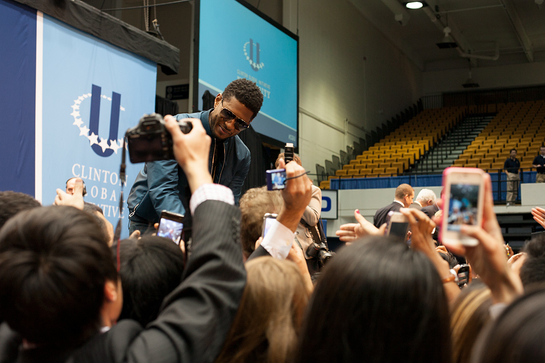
328, 168, 540, 205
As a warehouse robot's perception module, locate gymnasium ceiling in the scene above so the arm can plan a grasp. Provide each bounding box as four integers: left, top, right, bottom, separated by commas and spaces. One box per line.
348, 0, 545, 71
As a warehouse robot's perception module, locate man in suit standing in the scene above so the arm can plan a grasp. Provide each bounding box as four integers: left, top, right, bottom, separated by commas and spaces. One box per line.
373, 184, 414, 228
0, 116, 247, 363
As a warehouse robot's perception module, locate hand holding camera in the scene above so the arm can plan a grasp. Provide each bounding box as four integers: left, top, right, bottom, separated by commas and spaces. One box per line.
126, 113, 193, 163
276, 158, 313, 233
163, 115, 212, 192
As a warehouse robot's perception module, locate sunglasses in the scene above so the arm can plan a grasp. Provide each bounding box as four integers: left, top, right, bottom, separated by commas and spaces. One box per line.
220, 100, 250, 131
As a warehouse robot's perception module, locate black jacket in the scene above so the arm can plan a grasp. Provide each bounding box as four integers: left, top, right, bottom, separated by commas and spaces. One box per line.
0, 200, 246, 363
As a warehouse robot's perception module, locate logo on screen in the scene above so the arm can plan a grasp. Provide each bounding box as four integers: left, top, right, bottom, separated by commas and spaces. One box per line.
243, 39, 264, 71
71, 84, 125, 157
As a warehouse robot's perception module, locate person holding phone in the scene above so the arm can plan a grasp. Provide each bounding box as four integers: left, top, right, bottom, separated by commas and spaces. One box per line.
127, 79, 264, 235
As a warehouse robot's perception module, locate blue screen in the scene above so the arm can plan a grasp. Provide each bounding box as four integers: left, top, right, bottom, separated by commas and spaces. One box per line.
198, 0, 298, 145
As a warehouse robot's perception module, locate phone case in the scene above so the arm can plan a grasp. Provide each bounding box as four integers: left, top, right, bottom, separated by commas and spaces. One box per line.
441, 167, 484, 246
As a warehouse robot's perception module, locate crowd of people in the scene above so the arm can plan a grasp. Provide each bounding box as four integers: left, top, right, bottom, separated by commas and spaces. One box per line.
2, 80, 545, 363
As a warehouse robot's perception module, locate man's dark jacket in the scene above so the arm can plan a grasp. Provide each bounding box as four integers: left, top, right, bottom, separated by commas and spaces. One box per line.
127, 110, 251, 225
0, 200, 246, 363
373, 201, 403, 228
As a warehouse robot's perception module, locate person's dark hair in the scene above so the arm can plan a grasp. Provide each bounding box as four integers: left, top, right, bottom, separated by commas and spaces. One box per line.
450, 281, 492, 363
510, 148, 516, 153
519, 234, 545, 288
222, 79, 263, 120
239, 187, 283, 259
0, 191, 41, 229
0, 206, 116, 347
295, 236, 451, 363
471, 286, 545, 363
83, 202, 110, 245
112, 235, 185, 327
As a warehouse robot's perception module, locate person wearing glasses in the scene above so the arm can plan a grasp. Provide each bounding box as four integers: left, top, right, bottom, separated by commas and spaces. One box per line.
127, 79, 263, 235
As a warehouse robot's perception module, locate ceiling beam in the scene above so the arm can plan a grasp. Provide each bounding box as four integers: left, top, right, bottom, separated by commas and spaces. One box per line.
499, 0, 534, 62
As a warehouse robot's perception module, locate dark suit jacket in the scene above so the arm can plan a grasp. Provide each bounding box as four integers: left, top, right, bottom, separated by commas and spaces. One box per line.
0, 200, 246, 363
421, 204, 440, 219
373, 201, 403, 228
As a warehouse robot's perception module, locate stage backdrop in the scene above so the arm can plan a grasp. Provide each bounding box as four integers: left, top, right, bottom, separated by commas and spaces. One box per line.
1, 0, 156, 238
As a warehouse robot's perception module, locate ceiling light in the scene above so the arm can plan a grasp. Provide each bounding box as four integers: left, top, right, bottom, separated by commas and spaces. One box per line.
463, 71, 480, 88
436, 27, 458, 49
405, 2, 424, 9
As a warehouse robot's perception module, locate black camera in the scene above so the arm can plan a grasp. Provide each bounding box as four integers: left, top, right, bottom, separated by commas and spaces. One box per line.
126, 113, 192, 163
305, 241, 333, 267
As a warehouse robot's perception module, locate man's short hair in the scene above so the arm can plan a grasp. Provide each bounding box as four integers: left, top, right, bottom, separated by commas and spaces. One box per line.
0, 206, 117, 347
222, 79, 264, 120
520, 234, 545, 288
395, 184, 414, 200
0, 191, 41, 229
510, 148, 517, 153
239, 187, 283, 258
416, 189, 437, 204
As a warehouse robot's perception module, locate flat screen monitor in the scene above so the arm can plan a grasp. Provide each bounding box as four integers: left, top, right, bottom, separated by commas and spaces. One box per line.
195, 0, 298, 146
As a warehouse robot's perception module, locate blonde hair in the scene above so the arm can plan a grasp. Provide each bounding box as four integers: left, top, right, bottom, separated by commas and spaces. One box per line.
216, 257, 310, 363
450, 283, 492, 363
239, 187, 283, 258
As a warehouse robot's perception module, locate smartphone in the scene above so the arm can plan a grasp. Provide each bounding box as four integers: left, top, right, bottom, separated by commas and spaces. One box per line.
262, 213, 278, 238
441, 167, 485, 246
266, 169, 286, 190
387, 212, 409, 242
157, 210, 184, 245
457, 264, 470, 287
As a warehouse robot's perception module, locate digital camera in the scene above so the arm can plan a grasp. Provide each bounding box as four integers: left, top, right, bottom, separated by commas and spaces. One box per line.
126, 113, 192, 163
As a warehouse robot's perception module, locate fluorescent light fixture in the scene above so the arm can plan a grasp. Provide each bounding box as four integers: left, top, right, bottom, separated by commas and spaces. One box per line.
405, 2, 424, 9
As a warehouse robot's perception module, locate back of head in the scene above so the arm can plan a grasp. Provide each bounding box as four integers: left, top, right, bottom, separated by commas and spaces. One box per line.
113, 235, 185, 327
275, 152, 302, 168
222, 79, 264, 120
239, 187, 283, 258
0, 206, 116, 347
216, 257, 310, 363
416, 189, 437, 205
296, 237, 451, 363
472, 287, 545, 363
395, 183, 414, 200
520, 234, 545, 288
450, 281, 492, 363
0, 191, 41, 229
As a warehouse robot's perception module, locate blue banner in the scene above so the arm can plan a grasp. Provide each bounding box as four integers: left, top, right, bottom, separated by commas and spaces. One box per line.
40, 15, 157, 237
0, 0, 36, 195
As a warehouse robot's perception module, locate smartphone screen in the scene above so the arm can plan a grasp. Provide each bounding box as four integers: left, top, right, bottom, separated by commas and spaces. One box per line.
447, 183, 480, 231
157, 218, 184, 245
389, 221, 409, 241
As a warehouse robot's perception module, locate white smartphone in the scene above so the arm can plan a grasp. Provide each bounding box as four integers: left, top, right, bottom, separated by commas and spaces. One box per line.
441, 167, 485, 246
262, 213, 278, 238
386, 212, 409, 242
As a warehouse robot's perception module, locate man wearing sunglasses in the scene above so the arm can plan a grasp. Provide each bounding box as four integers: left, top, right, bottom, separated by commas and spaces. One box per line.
127, 79, 263, 235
